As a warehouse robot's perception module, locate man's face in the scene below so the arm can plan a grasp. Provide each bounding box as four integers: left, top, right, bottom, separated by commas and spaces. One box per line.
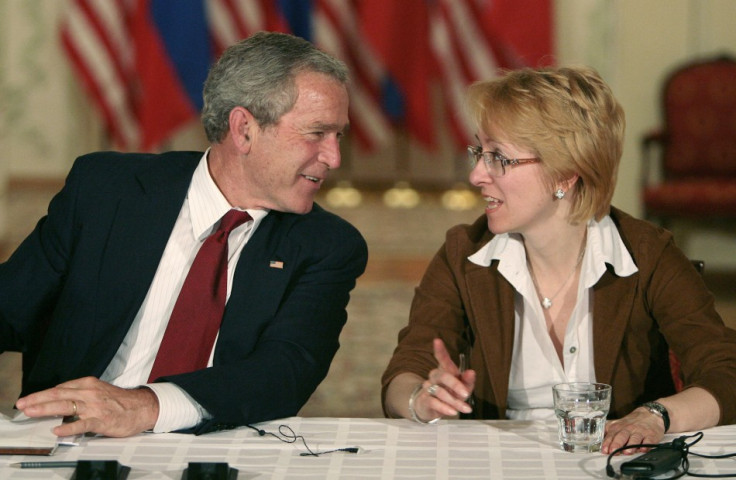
244, 71, 349, 214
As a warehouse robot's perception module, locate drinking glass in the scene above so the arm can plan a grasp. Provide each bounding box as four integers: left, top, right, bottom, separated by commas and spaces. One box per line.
553, 382, 612, 453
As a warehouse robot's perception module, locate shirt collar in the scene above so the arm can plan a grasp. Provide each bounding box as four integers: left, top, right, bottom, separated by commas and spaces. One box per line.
583, 214, 638, 285
187, 149, 268, 240
467, 215, 638, 283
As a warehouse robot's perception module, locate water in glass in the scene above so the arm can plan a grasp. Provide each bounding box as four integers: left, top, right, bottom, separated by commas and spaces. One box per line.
553, 383, 612, 453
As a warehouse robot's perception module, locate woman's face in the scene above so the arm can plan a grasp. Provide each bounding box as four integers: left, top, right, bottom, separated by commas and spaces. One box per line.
469, 132, 561, 238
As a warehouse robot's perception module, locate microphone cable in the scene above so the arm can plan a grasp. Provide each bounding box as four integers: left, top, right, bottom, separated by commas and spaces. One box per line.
246, 424, 360, 457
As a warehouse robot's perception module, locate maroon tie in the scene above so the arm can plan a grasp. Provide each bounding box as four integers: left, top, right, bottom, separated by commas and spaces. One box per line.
148, 209, 251, 382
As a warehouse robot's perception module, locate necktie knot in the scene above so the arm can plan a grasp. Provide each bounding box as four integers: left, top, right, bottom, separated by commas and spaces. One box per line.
218, 209, 252, 236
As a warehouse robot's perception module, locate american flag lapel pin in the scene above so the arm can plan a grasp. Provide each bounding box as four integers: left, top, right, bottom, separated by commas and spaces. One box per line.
269, 260, 284, 269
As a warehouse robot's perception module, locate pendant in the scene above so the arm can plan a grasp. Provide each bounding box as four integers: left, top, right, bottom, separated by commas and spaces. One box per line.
542, 297, 553, 309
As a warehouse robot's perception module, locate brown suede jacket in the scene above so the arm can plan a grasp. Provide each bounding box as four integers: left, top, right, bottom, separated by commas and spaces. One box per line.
382, 207, 736, 425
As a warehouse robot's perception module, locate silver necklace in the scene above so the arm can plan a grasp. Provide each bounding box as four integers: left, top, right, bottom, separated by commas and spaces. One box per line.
527, 241, 586, 310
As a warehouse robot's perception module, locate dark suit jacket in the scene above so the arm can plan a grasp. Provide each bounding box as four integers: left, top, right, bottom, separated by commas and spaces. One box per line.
0, 151, 368, 433
381, 208, 736, 425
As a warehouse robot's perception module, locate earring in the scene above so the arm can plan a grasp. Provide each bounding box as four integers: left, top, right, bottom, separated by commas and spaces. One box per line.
554, 188, 565, 200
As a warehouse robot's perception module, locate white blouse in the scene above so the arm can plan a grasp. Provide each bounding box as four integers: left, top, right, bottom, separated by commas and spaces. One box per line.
467, 215, 638, 420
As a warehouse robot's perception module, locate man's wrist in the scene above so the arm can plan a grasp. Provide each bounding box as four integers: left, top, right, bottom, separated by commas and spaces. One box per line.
642, 401, 670, 432
145, 382, 207, 432
135, 386, 160, 431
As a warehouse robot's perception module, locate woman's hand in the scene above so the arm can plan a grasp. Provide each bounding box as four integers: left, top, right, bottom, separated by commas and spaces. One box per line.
602, 387, 720, 455
410, 339, 476, 422
602, 407, 665, 455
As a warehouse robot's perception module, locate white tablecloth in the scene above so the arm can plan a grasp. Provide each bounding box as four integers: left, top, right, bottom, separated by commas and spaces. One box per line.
1, 417, 734, 479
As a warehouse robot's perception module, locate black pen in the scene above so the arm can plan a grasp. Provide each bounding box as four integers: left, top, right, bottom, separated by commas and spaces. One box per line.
10, 461, 77, 468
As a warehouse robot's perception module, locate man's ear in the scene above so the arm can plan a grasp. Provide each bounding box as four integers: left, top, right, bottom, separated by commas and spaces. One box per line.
228, 106, 255, 154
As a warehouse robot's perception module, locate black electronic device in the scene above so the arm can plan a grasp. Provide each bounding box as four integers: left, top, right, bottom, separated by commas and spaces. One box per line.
72, 460, 131, 480
620, 447, 683, 477
182, 462, 238, 480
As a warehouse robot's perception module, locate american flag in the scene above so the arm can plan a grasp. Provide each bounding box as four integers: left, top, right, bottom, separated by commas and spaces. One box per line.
205, 0, 395, 151
205, 0, 288, 55
429, 0, 554, 149
60, 0, 396, 153
60, 0, 141, 149
59, 0, 552, 153
312, 0, 393, 151
430, 0, 501, 148
60, 0, 201, 151
359, 0, 435, 148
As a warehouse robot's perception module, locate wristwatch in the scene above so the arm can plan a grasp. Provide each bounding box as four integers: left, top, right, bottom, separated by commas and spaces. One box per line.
642, 401, 670, 432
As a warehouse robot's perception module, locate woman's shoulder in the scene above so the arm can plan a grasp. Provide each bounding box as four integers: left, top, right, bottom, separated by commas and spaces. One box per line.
444, 214, 494, 255
607, 207, 694, 277
609, 206, 674, 249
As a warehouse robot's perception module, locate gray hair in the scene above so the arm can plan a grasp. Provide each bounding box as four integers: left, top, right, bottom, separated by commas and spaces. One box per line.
201, 31, 349, 143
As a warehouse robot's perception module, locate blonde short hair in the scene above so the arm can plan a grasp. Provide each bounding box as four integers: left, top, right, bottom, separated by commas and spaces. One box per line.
466, 66, 625, 222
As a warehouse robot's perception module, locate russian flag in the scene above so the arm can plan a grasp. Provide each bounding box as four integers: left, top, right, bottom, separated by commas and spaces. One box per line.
287, 0, 398, 152
61, 0, 210, 150
61, 0, 399, 152
132, 0, 211, 149
358, 0, 435, 148
61, 0, 551, 152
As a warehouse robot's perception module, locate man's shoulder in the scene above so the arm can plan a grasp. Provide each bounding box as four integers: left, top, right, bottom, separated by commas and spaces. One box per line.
72, 151, 202, 173
273, 203, 362, 233
269, 203, 366, 248
65, 151, 203, 194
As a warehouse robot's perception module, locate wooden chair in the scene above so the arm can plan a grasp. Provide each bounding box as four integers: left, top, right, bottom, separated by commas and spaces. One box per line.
641, 54, 736, 227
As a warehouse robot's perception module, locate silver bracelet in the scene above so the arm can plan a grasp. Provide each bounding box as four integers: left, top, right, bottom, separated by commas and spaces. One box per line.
408, 384, 441, 424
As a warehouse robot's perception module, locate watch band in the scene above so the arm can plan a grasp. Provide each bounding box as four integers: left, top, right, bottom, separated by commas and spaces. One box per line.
642, 401, 670, 432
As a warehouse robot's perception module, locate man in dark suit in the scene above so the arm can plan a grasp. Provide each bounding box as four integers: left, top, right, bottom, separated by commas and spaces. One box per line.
0, 32, 367, 437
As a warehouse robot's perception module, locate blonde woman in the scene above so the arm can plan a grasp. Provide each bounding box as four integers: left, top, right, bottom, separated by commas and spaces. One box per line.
381, 66, 736, 454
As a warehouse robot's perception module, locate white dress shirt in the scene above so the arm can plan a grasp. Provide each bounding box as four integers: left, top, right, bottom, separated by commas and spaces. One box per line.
467, 215, 638, 420
100, 151, 269, 432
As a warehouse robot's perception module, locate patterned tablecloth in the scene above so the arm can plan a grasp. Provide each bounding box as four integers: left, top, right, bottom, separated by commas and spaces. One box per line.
1, 417, 734, 479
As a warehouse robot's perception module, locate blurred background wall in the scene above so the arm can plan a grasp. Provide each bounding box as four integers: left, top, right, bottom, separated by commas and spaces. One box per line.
1, 0, 735, 262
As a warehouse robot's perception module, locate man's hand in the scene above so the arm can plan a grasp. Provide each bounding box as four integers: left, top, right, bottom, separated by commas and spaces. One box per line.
15, 377, 159, 437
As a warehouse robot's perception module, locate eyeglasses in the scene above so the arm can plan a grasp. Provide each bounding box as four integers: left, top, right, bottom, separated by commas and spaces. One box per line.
467, 145, 540, 177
